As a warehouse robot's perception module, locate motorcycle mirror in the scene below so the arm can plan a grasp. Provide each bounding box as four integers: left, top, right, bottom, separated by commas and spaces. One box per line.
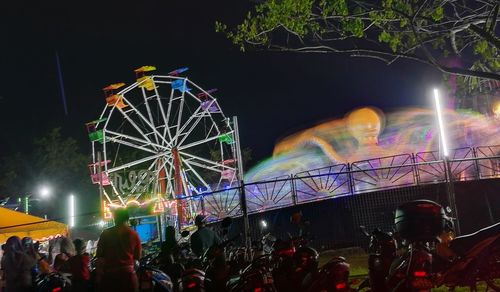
181, 230, 190, 238
445, 206, 452, 214
359, 226, 370, 237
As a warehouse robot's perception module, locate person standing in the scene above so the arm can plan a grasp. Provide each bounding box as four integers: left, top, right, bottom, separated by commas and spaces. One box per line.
190, 215, 221, 258
53, 237, 75, 272
96, 208, 142, 292
0, 244, 6, 292
67, 239, 90, 292
1, 236, 36, 292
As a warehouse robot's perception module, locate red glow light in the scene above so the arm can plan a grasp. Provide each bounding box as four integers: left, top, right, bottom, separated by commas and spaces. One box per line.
187, 282, 197, 289
254, 288, 262, 292
277, 248, 295, 257
52, 288, 62, 292
335, 282, 347, 289
413, 271, 427, 277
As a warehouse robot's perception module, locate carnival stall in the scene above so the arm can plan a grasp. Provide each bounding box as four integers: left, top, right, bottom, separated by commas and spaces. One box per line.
0, 207, 68, 243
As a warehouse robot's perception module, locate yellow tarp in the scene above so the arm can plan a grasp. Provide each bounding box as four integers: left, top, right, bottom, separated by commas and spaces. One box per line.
0, 207, 68, 243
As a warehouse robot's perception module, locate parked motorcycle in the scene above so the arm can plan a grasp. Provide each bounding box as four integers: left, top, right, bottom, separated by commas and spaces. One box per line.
137, 252, 174, 292
227, 254, 276, 292
36, 272, 72, 292
434, 221, 500, 290
387, 200, 500, 291
305, 256, 351, 292
356, 226, 396, 292
270, 234, 352, 291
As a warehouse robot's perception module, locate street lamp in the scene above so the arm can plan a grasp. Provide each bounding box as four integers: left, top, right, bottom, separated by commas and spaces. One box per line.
22, 185, 52, 214
39, 186, 51, 198
433, 88, 460, 234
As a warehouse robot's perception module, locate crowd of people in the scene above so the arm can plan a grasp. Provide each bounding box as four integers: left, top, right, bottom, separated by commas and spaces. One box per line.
0, 208, 222, 292
0, 236, 91, 292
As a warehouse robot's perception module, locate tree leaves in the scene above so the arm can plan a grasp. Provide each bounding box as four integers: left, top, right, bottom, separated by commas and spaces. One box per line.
0, 128, 90, 197
217, 0, 500, 84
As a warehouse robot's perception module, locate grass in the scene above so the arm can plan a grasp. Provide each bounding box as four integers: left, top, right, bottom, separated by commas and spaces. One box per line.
318, 248, 498, 291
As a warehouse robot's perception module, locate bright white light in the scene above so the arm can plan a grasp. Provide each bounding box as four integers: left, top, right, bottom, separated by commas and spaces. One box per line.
39, 186, 51, 198
69, 195, 75, 228
261, 220, 268, 228
434, 89, 449, 157
493, 102, 500, 118
98, 220, 106, 228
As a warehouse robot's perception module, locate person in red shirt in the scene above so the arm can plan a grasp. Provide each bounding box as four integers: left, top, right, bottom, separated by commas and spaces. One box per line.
96, 208, 142, 292
67, 238, 90, 292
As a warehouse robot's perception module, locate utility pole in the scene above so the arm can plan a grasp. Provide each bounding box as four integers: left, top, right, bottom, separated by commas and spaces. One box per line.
97, 151, 104, 221
233, 116, 251, 258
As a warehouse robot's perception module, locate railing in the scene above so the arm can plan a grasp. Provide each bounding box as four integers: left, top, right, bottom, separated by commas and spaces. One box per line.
180, 145, 500, 223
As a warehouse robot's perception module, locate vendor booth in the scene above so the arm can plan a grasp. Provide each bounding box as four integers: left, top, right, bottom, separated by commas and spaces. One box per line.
0, 207, 68, 243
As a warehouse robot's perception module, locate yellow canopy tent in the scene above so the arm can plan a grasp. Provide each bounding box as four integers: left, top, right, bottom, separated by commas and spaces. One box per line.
0, 207, 68, 243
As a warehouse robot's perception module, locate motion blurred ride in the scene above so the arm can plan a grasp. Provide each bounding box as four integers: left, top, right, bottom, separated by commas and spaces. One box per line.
377, 200, 500, 292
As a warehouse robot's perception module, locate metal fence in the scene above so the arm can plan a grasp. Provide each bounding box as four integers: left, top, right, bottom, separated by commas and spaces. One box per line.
180, 145, 500, 224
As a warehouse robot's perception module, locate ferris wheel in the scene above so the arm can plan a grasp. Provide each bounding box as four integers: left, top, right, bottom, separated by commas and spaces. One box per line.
86, 66, 241, 219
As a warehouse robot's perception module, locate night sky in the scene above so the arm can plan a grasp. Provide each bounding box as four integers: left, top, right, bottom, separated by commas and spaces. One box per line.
0, 0, 443, 167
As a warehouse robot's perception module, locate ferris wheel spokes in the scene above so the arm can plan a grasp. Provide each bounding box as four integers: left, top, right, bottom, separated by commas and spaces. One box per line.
179, 151, 233, 171
182, 160, 212, 191
91, 69, 241, 214
117, 96, 172, 148
105, 130, 167, 151
139, 86, 161, 147
151, 80, 173, 143
106, 152, 166, 174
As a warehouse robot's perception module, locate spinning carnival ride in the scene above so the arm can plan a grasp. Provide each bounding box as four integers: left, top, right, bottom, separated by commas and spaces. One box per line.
86, 66, 242, 226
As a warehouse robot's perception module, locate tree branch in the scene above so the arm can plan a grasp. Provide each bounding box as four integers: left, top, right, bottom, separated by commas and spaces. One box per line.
469, 23, 500, 49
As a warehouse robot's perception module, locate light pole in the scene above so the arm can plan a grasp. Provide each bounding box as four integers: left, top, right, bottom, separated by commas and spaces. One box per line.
434, 88, 461, 235
69, 194, 75, 228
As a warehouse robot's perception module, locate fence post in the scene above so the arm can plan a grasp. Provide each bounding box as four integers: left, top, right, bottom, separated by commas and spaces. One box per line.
347, 163, 355, 195
291, 175, 298, 205
444, 158, 461, 235
239, 180, 251, 260
411, 153, 420, 185
472, 147, 481, 180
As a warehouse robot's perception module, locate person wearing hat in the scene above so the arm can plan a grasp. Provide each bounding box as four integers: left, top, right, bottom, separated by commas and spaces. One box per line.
190, 215, 221, 258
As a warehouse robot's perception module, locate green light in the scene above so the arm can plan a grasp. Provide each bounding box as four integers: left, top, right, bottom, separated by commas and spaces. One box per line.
24, 197, 29, 214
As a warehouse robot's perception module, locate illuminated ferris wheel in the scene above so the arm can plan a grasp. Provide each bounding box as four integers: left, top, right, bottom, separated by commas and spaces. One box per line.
86, 66, 241, 218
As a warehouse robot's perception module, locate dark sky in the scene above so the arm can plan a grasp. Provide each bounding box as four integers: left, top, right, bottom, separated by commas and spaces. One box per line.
0, 0, 443, 165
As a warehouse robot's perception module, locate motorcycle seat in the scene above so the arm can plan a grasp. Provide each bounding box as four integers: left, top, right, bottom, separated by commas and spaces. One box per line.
449, 222, 500, 256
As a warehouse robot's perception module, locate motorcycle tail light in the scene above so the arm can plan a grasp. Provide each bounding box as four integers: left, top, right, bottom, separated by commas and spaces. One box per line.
187, 282, 197, 289
335, 282, 347, 290
52, 288, 61, 292
277, 248, 295, 257
254, 288, 262, 292
413, 270, 427, 277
